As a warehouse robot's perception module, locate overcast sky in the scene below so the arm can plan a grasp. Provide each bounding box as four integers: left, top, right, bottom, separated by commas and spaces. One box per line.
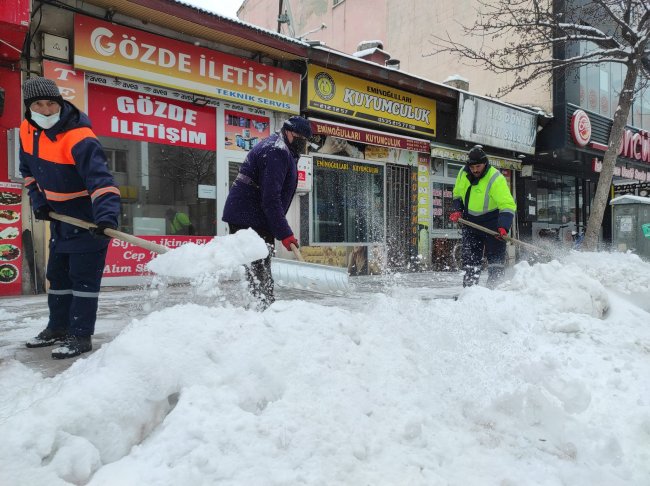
178, 0, 243, 18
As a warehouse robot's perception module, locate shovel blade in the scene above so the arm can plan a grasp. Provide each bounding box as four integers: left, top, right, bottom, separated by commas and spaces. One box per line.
271, 258, 350, 294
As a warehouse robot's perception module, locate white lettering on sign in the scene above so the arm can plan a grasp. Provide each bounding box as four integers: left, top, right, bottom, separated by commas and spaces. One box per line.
618, 129, 650, 163
88, 26, 294, 97
110, 117, 207, 145
116, 95, 198, 125
91, 28, 193, 73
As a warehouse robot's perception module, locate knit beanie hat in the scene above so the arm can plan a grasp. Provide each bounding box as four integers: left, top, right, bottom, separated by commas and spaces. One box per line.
467, 145, 489, 165
23, 77, 64, 108
282, 116, 313, 138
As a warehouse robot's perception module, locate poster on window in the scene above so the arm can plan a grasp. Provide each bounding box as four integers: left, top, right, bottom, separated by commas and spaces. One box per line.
224, 110, 271, 152
103, 235, 212, 278
0, 182, 23, 296
88, 84, 217, 151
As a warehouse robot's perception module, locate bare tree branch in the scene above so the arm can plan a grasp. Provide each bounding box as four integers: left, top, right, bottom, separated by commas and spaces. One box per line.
426, 0, 650, 250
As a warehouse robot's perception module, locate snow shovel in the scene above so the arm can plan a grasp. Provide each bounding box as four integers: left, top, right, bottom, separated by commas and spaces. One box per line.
48, 212, 169, 254
458, 218, 551, 256
271, 244, 350, 294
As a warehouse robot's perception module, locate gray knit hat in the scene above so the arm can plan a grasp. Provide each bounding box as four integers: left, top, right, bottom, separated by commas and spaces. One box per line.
23, 77, 64, 108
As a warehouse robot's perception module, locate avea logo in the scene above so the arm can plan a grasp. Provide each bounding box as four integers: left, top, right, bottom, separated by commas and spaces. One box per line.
90, 27, 116, 56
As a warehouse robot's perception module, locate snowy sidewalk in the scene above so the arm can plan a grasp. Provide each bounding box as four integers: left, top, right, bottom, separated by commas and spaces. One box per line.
1, 253, 650, 485
0, 271, 463, 377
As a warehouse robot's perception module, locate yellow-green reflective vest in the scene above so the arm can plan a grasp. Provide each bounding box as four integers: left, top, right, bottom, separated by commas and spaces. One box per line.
452, 165, 516, 229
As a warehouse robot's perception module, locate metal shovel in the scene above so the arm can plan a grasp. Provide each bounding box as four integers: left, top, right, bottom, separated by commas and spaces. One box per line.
271, 243, 350, 295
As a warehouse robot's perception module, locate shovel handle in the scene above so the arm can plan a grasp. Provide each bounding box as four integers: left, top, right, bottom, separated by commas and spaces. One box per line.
290, 243, 305, 262
49, 212, 170, 254
457, 217, 551, 255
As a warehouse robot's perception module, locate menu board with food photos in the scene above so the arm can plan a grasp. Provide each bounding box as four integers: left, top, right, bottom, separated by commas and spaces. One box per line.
0, 182, 23, 296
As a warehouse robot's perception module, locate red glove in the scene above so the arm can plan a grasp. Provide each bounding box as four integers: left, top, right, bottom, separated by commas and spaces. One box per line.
281, 234, 298, 251
449, 211, 462, 223
496, 227, 508, 240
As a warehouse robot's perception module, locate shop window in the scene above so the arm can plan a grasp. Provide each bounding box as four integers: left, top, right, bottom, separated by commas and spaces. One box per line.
430, 160, 463, 233
105, 148, 128, 173
99, 136, 216, 237
431, 182, 455, 230
446, 162, 463, 179
312, 156, 384, 244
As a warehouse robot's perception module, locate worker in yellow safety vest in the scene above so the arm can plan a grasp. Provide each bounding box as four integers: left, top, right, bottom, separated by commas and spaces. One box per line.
449, 145, 517, 288
166, 208, 194, 235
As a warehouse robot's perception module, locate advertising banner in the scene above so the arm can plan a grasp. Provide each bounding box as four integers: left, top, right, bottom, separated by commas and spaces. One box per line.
457, 92, 537, 154
0, 182, 23, 296
74, 14, 300, 113
310, 117, 431, 153
307, 66, 436, 137
103, 235, 212, 278
224, 109, 271, 152
43, 60, 86, 112
88, 83, 217, 150
417, 154, 430, 264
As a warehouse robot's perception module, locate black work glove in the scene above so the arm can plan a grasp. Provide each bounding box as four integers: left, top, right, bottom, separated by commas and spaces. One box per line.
33, 205, 54, 221
89, 222, 117, 240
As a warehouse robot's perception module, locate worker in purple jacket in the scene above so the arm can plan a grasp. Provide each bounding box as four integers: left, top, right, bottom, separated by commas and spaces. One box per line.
222, 116, 312, 310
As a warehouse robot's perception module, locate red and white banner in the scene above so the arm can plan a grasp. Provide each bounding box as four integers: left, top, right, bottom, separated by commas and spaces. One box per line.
43, 60, 86, 113
0, 182, 23, 296
103, 235, 212, 278
88, 84, 217, 150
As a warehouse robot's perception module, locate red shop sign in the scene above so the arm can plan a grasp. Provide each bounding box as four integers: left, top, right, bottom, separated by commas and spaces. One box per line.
103, 235, 212, 278
88, 84, 217, 150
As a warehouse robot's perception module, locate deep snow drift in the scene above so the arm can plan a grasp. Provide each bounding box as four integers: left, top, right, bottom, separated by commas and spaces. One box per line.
1, 249, 649, 485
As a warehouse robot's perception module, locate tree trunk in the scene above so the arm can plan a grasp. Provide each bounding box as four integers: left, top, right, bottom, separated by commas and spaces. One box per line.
582, 60, 638, 251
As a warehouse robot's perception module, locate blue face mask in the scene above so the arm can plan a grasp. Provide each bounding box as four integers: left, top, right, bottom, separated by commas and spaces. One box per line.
30, 110, 60, 129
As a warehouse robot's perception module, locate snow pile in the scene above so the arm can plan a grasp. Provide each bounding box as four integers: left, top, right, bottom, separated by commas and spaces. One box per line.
499, 259, 610, 318
145, 228, 268, 278
564, 250, 650, 294
1, 253, 649, 485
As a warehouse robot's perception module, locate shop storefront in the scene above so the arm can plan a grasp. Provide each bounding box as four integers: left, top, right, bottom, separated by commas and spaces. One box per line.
13, 12, 302, 287
531, 104, 650, 249
302, 65, 436, 273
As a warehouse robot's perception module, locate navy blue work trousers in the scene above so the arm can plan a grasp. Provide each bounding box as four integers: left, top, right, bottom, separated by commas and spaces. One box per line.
461, 229, 506, 288
45, 248, 108, 336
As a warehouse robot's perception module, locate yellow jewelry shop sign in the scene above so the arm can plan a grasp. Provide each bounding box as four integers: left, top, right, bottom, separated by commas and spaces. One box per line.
307, 65, 436, 137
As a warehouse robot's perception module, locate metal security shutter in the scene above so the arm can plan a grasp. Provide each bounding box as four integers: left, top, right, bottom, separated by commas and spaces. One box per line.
386, 164, 414, 270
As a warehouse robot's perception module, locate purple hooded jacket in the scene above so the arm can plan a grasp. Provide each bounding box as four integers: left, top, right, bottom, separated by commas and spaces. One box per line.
222, 131, 299, 240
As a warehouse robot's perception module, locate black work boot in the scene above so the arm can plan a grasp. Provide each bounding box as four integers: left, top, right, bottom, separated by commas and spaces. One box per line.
51, 335, 92, 359
25, 328, 68, 348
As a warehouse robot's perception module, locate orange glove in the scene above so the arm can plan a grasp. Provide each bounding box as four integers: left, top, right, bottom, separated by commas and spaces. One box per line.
495, 227, 508, 240
282, 234, 298, 251
449, 211, 462, 223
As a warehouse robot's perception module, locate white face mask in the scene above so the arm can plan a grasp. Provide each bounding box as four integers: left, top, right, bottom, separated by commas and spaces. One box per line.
30, 110, 60, 130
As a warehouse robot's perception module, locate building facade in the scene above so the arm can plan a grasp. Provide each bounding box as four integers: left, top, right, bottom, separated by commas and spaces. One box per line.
240, 0, 650, 253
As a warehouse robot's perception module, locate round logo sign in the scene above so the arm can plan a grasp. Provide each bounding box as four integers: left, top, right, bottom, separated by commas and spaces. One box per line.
571, 109, 591, 147
314, 72, 335, 101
